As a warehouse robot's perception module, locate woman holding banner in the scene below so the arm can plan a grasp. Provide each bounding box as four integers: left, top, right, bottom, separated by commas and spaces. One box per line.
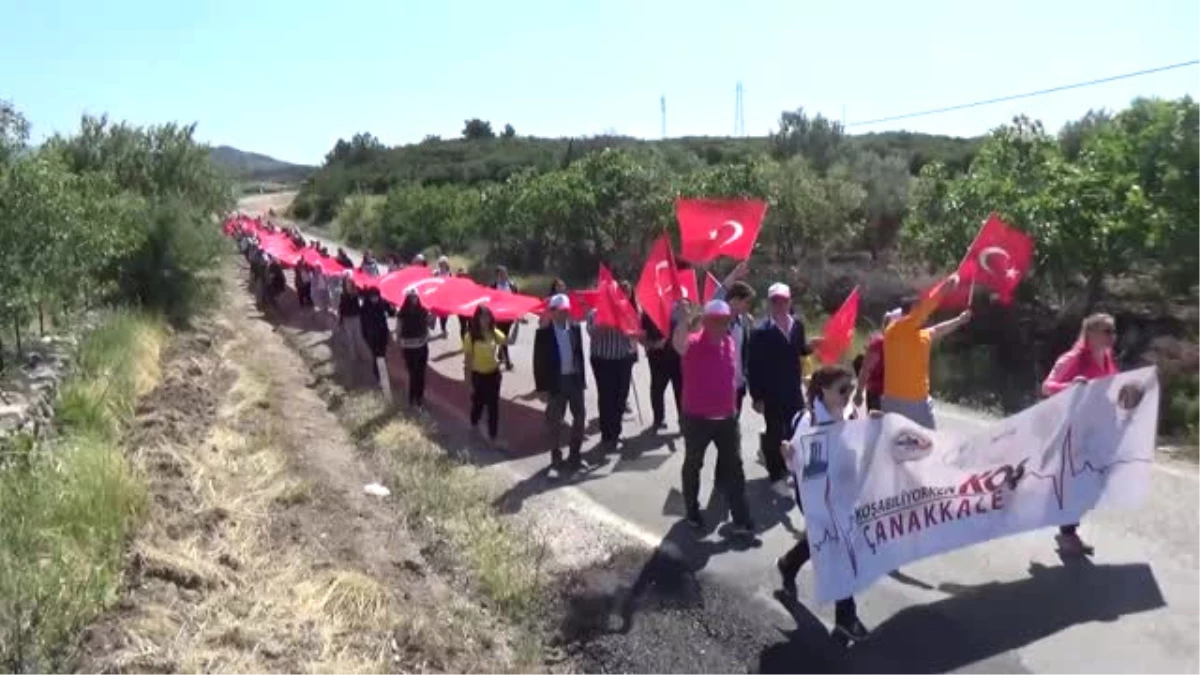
778, 363, 870, 644
463, 305, 516, 446
1040, 312, 1119, 556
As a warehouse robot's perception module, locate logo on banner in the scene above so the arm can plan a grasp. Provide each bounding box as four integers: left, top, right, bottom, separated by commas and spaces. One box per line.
801, 433, 830, 479
891, 429, 933, 463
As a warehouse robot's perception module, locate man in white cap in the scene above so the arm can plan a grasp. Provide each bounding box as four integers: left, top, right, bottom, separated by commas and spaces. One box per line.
534, 294, 587, 469
746, 282, 820, 497
671, 298, 755, 536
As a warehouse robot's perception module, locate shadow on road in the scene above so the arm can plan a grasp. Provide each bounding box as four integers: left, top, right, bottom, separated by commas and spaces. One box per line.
759, 560, 1165, 674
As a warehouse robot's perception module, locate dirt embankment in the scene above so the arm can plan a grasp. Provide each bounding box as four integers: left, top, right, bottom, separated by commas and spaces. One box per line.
78, 267, 531, 673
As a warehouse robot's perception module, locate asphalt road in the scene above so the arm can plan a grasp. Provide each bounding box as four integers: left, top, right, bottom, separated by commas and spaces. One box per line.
248, 214, 1199, 673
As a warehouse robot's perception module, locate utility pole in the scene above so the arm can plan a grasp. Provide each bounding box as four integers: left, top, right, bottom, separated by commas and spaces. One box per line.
734, 81, 745, 136
661, 95, 667, 139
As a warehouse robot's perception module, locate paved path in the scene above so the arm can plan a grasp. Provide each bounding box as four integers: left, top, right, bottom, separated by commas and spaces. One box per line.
251, 216, 1199, 673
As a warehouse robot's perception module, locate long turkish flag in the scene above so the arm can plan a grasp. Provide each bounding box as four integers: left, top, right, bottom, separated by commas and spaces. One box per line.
817, 286, 860, 365
676, 198, 767, 263
377, 266, 433, 305
635, 235, 683, 336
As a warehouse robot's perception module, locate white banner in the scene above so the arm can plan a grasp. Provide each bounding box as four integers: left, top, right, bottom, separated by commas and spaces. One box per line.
796, 367, 1160, 603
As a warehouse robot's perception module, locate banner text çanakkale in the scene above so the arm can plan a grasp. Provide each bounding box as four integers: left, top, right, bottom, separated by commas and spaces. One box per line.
797, 368, 1159, 603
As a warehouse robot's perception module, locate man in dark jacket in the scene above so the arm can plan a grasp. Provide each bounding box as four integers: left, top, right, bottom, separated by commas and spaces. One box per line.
642, 305, 682, 430
746, 282, 819, 496
533, 294, 587, 469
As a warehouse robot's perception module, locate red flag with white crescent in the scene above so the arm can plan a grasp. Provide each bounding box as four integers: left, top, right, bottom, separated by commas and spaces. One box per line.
676, 198, 767, 263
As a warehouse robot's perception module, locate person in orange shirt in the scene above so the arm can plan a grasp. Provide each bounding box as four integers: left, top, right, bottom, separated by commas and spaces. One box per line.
881, 274, 972, 429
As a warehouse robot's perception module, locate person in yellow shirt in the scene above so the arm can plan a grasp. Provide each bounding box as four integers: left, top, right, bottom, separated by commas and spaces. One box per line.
881, 274, 972, 429
463, 305, 516, 445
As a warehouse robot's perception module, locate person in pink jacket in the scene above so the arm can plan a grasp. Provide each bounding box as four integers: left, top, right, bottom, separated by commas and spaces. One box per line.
1041, 312, 1119, 555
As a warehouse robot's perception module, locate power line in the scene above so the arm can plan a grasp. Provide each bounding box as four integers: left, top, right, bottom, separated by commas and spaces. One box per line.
846, 60, 1200, 128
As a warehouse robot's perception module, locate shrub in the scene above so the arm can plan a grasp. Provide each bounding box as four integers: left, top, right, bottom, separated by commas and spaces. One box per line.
112, 199, 223, 326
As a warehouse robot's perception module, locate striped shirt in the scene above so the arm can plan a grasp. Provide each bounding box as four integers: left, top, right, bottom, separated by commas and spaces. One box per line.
587, 312, 636, 360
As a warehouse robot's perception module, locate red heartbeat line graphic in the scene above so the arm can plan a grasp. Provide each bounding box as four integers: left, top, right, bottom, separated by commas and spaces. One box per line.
809, 473, 860, 577
1024, 426, 1153, 510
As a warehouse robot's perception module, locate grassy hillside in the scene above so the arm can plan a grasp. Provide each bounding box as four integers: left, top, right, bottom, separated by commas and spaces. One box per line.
208, 145, 314, 183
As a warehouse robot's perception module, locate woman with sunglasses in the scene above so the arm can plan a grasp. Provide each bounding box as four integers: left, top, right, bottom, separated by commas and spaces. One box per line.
1040, 312, 1119, 556
777, 363, 870, 644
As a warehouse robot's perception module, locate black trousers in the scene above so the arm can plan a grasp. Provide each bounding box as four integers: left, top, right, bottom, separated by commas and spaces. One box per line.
592, 357, 633, 443
778, 535, 858, 625
681, 415, 751, 525
761, 396, 800, 482
470, 371, 501, 439
496, 321, 514, 366
365, 336, 389, 382
297, 282, 312, 307
647, 351, 682, 425
402, 345, 428, 406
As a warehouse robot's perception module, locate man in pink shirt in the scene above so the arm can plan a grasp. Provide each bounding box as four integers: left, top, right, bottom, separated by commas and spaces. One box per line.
672, 299, 755, 536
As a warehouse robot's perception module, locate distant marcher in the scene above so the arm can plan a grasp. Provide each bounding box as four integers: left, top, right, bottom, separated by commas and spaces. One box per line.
338, 276, 369, 362
397, 290, 435, 407
432, 256, 453, 334
491, 266, 519, 371
463, 305, 513, 445
709, 262, 754, 418
266, 259, 287, 309
747, 283, 819, 496
336, 248, 355, 269
548, 278, 567, 299
534, 294, 587, 468
854, 313, 895, 413
295, 262, 313, 308
642, 298, 690, 430
587, 285, 638, 451
311, 260, 330, 314
881, 276, 972, 429
359, 287, 394, 383
1040, 312, 1120, 556
673, 299, 755, 535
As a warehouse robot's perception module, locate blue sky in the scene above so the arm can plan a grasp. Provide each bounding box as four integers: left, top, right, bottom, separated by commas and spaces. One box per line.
3, 0, 1197, 165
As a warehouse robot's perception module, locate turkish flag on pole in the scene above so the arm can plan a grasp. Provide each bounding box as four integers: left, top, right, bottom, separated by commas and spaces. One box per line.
676, 198, 767, 263
636, 235, 682, 335
702, 271, 721, 303
676, 268, 700, 304
817, 287, 860, 365
957, 213, 1034, 305
595, 264, 641, 335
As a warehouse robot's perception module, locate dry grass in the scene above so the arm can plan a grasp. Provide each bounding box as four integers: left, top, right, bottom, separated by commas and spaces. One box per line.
340, 393, 550, 635
91, 319, 536, 674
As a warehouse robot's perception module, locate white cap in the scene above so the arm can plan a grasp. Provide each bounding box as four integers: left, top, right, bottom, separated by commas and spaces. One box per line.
548, 294, 571, 310
438, 255, 449, 265
413, 253, 426, 263
768, 283, 791, 299
703, 299, 732, 317
884, 308, 903, 324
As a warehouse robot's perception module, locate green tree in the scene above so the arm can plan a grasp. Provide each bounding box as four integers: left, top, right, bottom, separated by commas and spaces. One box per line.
501, 124, 516, 139
770, 108, 845, 173
462, 119, 495, 141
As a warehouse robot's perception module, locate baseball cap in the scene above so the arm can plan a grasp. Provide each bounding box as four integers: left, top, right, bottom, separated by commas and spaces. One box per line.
548, 294, 571, 310
768, 283, 791, 299
703, 299, 732, 317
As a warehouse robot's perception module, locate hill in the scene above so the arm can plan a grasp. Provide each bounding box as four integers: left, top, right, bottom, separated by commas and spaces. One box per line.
208, 145, 314, 183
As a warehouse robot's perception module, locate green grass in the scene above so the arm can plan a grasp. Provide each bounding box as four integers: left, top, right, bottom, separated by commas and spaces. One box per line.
0, 310, 164, 672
